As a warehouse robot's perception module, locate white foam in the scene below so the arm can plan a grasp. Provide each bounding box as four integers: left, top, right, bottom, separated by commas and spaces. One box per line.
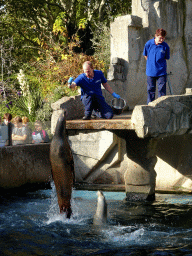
45, 184, 91, 225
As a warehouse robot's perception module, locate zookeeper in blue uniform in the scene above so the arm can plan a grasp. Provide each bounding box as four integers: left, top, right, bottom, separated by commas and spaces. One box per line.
143, 28, 170, 104
68, 61, 120, 120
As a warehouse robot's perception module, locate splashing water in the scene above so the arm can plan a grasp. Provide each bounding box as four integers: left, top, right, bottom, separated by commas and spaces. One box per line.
1, 183, 192, 255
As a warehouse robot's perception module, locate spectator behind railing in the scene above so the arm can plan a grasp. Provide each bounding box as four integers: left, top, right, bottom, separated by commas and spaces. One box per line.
22, 116, 32, 144
32, 120, 49, 144
12, 116, 28, 145
2, 113, 14, 146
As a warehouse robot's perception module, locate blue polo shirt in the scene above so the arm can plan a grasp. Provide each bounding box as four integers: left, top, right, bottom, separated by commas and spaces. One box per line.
143, 38, 170, 77
74, 70, 107, 98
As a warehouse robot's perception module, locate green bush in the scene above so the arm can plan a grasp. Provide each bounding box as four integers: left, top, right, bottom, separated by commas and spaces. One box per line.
35, 102, 52, 122
0, 37, 109, 123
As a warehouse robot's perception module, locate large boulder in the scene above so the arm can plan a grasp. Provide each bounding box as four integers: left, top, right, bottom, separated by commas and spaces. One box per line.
131, 91, 192, 138
51, 95, 84, 134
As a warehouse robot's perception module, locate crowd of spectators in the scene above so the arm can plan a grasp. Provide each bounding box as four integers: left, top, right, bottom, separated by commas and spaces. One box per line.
0, 113, 50, 146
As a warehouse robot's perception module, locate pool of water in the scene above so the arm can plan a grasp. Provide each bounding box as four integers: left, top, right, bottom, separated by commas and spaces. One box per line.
1, 184, 192, 255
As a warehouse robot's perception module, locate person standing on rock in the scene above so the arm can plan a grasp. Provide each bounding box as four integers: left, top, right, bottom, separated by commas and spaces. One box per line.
68, 61, 120, 120
143, 28, 170, 104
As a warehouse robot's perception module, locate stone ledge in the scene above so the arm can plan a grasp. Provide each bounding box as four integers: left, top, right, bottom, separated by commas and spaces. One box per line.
74, 183, 125, 192
113, 15, 143, 28
131, 94, 192, 138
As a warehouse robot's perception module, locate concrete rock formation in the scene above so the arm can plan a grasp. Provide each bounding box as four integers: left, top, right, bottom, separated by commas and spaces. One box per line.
0, 144, 51, 189
106, 0, 192, 109
131, 90, 192, 138
51, 95, 84, 134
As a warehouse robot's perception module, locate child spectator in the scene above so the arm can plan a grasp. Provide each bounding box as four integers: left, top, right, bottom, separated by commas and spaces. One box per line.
12, 116, 27, 145
22, 116, 32, 144
32, 121, 49, 144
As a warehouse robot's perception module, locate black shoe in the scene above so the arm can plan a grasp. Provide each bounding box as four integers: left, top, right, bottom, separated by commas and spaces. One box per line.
82, 116, 91, 120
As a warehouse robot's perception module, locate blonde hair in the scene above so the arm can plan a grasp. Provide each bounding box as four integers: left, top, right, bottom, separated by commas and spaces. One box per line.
22, 116, 29, 124
34, 120, 42, 128
83, 61, 93, 69
14, 116, 22, 124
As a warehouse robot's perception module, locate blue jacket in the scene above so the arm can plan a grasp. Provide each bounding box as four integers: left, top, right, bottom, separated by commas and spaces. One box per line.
143, 38, 170, 77
74, 70, 107, 99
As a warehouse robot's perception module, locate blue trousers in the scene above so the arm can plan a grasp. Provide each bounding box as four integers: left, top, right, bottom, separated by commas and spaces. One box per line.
82, 93, 113, 119
147, 75, 167, 104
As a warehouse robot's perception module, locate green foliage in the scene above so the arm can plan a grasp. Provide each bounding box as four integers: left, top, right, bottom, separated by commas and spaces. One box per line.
30, 41, 107, 97
91, 22, 111, 76
0, 0, 132, 60
0, 0, 132, 123
107, 0, 132, 17
0, 101, 10, 119
12, 91, 42, 122
78, 18, 87, 29
53, 12, 67, 34
35, 102, 52, 122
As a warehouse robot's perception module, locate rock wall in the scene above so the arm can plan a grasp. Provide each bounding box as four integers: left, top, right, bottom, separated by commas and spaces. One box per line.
155, 133, 192, 191
0, 144, 51, 189
106, 0, 191, 109
51, 95, 84, 134
132, 89, 192, 138
2, 130, 192, 192
68, 131, 125, 184
130, 91, 192, 192
68, 128, 192, 193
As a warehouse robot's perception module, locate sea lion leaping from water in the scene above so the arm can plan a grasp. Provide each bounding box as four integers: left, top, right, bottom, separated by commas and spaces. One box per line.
50, 109, 75, 218
93, 191, 107, 225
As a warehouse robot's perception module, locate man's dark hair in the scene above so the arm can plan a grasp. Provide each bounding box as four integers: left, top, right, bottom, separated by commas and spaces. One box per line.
3, 113, 12, 121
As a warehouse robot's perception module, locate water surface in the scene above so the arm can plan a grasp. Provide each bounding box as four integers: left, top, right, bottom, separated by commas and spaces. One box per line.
1, 185, 192, 255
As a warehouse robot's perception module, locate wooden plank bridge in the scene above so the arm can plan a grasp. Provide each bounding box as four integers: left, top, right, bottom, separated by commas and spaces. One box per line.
66, 111, 133, 131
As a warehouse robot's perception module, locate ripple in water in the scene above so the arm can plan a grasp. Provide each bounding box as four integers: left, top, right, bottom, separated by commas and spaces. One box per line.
0, 185, 192, 255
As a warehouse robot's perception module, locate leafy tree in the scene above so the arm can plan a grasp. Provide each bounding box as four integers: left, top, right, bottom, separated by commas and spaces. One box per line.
0, 0, 132, 121
0, 0, 131, 58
